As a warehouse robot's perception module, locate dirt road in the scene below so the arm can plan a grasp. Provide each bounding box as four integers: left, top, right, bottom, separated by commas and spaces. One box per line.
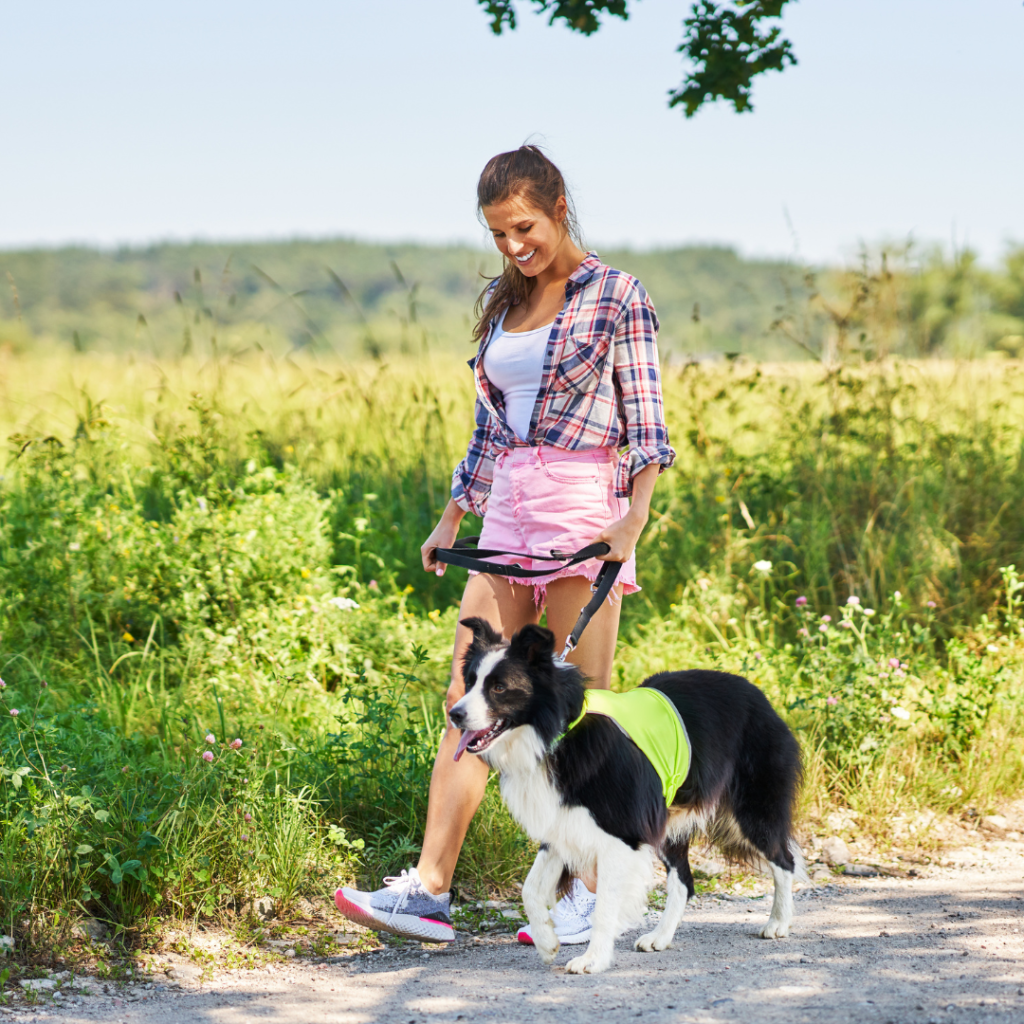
7, 840, 1023, 1024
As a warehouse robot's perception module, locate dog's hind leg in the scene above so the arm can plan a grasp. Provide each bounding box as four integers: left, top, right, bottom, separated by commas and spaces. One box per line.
522, 844, 565, 965
635, 837, 695, 952
762, 860, 794, 939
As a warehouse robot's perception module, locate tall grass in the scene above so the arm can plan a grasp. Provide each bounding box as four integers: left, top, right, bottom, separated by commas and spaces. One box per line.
1, 348, 1023, 949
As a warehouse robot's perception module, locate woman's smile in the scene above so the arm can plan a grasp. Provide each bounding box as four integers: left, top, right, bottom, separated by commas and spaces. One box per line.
514, 249, 537, 265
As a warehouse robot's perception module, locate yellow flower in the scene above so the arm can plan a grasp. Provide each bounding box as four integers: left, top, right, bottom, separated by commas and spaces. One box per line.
301, 568, 310, 579
122, 632, 134, 643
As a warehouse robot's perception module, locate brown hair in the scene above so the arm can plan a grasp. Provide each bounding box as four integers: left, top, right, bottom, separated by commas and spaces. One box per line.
472, 145, 583, 344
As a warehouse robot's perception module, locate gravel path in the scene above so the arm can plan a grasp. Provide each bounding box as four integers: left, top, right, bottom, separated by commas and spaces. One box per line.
7, 840, 1023, 1024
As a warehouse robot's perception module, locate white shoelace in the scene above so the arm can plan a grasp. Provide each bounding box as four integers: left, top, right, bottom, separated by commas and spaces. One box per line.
380, 869, 421, 926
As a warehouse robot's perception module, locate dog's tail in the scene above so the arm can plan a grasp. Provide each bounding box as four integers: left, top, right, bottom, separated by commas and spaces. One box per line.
789, 838, 809, 883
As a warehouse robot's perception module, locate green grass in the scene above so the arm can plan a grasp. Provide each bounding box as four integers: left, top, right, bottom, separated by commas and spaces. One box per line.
1, 349, 1023, 956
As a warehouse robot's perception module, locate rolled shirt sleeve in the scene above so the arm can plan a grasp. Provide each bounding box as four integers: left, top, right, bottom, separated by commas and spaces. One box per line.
612, 282, 676, 497
451, 394, 498, 518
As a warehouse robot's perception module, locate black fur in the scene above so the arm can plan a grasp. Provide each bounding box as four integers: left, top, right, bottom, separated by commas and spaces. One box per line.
457, 619, 802, 881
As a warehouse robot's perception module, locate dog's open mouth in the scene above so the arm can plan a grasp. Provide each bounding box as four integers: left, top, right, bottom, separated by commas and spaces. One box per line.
453, 719, 509, 761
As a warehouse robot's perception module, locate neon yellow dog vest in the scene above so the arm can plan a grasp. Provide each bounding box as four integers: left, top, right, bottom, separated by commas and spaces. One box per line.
564, 687, 691, 806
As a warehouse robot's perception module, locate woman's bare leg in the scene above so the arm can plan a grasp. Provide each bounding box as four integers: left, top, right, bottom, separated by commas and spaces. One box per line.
543, 575, 623, 689
415, 574, 540, 895
543, 575, 624, 892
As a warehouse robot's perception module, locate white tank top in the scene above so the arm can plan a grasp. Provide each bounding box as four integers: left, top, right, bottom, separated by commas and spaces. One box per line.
483, 309, 552, 441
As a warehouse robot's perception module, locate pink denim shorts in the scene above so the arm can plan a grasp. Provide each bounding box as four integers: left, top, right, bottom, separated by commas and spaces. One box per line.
474, 446, 639, 608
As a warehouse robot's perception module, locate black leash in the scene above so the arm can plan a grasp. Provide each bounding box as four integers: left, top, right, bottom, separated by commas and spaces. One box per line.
434, 537, 622, 661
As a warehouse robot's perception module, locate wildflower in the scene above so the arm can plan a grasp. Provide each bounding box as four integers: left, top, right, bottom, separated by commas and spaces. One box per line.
927, 600, 937, 609
197, 497, 208, 512
798, 627, 810, 637
839, 620, 853, 629
40, 680, 48, 689
894, 668, 906, 678
754, 651, 763, 661
821, 615, 832, 623
0, 678, 5, 688
900, 662, 908, 669
122, 632, 134, 643
891, 706, 911, 721
202, 751, 214, 763
10, 709, 18, 717
752, 560, 773, 574
240, 833, 249, 842
121, 766, 129, 774
846, 595, 860, 607
243, 778, 249, 784
986, 644, 999, 654
368, 579, 380, 592
894, 591, 902, 601
230, 738, 243, 750
68, 542, 81, 551
826, 695, 839, 706
244, 813, 252, 823
328, 597, 360, 611
888, 658, 900, 669
819, 623, 829, 632
205, 733, 216, 744
864, 608, 875, 617
301, 568, 311, 579
795, 595, 807, 607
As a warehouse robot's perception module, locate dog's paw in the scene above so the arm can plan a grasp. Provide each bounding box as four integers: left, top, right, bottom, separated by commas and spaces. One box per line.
565, 951, 612, 975
634, 930, 672, 952
533, 925, 560, 965
761, 918, 791, 939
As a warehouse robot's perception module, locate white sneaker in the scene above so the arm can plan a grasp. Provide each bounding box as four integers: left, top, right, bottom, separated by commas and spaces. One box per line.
335, 868, 454, 943
517, 879, 595, 945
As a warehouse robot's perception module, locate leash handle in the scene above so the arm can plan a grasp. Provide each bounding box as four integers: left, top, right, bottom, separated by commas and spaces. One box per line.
434, 537, 613, 579
433, 537, 623, 661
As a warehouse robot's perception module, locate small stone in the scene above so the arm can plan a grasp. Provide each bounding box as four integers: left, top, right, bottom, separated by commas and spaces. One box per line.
20, 980, 56, 992
284, 948, 296, 957
821, 836, 850, 866
73, 918, 109, 942
979, 815, 1008, 835
843, 864, 879, 877
500, 909, 521, 919
244, 896, 276, 921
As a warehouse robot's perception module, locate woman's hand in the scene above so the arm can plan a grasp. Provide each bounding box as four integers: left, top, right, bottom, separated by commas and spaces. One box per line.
422, 499, 466, 576
594, 507, 648, 562
592, 463, 660, 562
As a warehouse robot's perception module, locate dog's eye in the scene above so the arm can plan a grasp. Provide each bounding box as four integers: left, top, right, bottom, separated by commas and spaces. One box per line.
491, 683, 506, 693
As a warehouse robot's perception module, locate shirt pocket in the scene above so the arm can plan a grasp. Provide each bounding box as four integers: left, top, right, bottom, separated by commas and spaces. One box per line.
554, 328, 610, 395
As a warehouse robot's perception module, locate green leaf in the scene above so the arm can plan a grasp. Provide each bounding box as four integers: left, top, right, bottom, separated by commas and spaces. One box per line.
93, 810, 111, 823
75, 844, 95, 856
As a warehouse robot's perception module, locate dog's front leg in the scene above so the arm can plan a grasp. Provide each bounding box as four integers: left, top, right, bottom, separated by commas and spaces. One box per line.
565, 840, 641, 975
522, 844, 564, 965
762, 861, 794, 938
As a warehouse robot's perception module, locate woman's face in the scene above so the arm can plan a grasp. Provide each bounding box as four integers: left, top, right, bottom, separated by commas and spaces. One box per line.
482, 194, 569, 278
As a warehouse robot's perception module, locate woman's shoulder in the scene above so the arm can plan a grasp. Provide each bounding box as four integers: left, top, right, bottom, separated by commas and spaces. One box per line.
578, 255, 654, 310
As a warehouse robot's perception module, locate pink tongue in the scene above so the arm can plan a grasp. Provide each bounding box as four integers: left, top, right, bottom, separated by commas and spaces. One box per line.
454, 728, 488, 762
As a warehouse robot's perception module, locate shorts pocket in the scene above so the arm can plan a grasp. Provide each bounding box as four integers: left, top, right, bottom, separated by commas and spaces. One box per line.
538, 455, 601, 485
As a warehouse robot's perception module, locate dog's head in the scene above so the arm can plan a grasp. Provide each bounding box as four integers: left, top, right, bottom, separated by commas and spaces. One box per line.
448, 617, 585, 763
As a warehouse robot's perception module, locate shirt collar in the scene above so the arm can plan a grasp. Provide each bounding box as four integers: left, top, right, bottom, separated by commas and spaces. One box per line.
566, 251, 602, 292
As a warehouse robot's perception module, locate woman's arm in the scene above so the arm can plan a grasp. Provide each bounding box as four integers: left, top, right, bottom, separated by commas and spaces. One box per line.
421, 499, 467, 576
594, 462, 659, 562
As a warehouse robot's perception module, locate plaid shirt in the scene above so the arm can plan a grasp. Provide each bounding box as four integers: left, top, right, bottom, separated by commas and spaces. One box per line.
452, 252, 675, 517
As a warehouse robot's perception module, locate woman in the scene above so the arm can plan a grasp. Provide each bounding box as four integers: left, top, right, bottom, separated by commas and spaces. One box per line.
336, 145, 674, 944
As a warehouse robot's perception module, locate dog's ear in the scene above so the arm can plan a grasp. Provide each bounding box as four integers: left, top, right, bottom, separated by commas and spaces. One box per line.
509, 624, 556, 667
460, 617, 504, 656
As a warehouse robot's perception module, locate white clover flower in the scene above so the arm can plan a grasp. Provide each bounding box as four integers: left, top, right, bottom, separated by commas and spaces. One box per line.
891, 706, 910, 721
986, 644, 999, 654
328, 597, 360, 611
863, 608, 876, 617
752, 560, 773, 574
846, 595, 860, 606
894, 590, 902, 601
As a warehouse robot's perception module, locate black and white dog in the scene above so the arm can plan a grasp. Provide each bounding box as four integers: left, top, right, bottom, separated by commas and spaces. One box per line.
448, 618, 804, 975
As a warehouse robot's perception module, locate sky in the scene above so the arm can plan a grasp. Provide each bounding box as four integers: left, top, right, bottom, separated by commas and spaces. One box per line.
2, 0, 1022, 264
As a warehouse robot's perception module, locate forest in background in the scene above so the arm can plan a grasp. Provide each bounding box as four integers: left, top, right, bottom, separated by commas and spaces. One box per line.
2, 237, 1022, 363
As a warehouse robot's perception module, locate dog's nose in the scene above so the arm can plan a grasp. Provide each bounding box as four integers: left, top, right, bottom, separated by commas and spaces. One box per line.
449, 704, 466, 729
